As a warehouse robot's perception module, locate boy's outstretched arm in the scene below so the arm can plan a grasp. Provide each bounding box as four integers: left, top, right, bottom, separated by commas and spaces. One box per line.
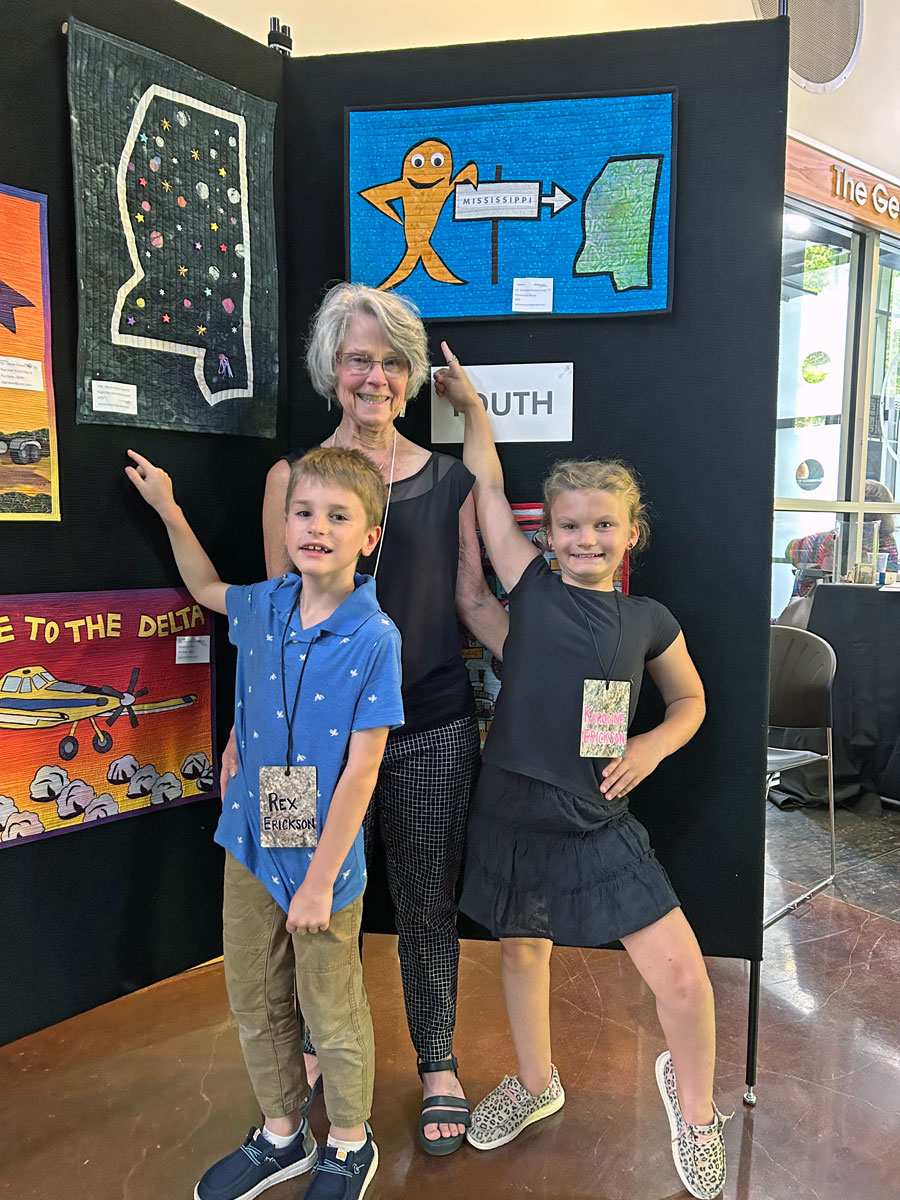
125, 449, 229, 615
285, 725, 388, 934
433, 341, 538, 595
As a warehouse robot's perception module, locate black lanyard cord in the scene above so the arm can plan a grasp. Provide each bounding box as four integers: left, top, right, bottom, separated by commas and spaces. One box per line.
280, 591, 316, 776
563, 583, 623, 688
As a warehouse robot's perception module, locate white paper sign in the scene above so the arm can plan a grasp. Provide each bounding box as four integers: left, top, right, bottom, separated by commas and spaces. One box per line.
512, 277, 554, 313
0, 356, 44, 392
176, 635, 210, 664
91, 379, 138, 415
431, 363, 573, 444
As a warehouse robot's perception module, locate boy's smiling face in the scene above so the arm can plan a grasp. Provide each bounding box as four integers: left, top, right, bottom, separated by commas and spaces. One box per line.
285, 477, 380, 581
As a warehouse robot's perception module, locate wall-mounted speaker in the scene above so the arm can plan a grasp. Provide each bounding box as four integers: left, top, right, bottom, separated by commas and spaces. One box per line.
753, 0, 863, 92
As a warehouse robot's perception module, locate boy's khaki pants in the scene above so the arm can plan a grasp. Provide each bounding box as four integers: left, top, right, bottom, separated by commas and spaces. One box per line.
222, 852, 374, 1128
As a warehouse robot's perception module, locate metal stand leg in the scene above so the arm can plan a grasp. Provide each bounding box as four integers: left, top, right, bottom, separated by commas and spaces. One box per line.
744, 958, 760, 1106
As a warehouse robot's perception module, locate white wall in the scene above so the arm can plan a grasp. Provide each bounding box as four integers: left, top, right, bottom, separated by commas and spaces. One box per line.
181, 0, 900, 178
181, 0, 746, 56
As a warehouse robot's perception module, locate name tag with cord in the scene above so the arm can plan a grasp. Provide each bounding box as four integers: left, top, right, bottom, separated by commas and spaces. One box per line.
258, 765, 318, 847
580, 679, 631, 758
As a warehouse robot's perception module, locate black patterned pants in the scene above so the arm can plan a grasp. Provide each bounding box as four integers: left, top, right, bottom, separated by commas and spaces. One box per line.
304, 713, 480, 1063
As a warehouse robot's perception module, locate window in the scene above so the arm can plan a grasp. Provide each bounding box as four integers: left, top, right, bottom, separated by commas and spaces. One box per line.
775, 211, 855, 505
772, 206, 900, 617
868, 242, 900, 498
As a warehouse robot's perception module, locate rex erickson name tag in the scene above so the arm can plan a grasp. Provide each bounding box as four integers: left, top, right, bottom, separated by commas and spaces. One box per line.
258, 765, 318, 848
580, 680, 631, 758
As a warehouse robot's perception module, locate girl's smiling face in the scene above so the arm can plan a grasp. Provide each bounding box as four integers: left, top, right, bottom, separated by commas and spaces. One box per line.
547, 488, 638, 590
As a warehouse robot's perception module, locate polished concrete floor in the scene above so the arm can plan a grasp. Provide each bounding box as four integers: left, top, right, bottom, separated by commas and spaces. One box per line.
2, 805, 899, 1200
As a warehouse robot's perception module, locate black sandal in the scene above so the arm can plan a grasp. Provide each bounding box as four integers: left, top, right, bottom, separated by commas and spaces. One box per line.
417, 1055, 471, 1156
299, 1073, 323, 1116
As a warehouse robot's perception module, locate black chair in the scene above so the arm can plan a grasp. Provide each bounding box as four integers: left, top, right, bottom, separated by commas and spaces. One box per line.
744, 624, 837, 1106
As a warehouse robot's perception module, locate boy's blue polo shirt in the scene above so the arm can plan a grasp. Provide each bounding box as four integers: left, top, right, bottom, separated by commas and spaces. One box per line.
217, 572, 404, 914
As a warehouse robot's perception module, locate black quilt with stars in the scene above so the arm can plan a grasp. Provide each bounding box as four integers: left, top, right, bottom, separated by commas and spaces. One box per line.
68, 20, 278, 437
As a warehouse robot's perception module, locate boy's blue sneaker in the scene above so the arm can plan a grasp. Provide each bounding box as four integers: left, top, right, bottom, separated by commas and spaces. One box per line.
304, 1127, 378, 1200
193, 1123, 317, 1200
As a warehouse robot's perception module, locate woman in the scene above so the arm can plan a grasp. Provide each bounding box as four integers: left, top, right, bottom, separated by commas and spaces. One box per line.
225, 283, 508, 1154
786, 479, 900, 598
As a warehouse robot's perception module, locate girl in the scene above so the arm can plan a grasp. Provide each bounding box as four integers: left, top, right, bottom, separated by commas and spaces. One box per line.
434, 346, 729, 1200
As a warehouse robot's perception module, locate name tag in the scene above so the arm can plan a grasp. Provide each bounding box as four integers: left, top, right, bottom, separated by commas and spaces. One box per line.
258, 765, 318, 848
580, 680, 631, 758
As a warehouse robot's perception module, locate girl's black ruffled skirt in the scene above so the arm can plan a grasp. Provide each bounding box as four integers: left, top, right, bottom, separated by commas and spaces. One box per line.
459, 763, 680, 945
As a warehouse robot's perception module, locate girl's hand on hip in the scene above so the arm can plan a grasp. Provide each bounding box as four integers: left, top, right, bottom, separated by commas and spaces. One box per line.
433, 341, 482, 414
599, 733, 663, 801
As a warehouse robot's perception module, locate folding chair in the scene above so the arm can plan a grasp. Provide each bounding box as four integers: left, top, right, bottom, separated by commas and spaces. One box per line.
744, 624, 837, 1106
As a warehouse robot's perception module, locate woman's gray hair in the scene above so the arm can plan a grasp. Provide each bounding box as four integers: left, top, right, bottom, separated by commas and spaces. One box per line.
306, 282, 430, 403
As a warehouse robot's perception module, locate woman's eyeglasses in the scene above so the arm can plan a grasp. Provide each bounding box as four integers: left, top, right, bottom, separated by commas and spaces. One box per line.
338, 352, 409, 378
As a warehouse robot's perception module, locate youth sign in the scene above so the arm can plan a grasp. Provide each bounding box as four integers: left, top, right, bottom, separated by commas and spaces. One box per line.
430, 362, 573, 443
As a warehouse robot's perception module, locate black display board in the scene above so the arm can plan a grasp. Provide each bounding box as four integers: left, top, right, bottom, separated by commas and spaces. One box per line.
0, 0, 284, 1045
0, 5, 786, 1045
284, 21, 787, 962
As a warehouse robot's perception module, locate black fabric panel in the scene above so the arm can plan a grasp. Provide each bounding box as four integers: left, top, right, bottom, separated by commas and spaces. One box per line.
0, 1, 285, 1045
284, 20, 788, 962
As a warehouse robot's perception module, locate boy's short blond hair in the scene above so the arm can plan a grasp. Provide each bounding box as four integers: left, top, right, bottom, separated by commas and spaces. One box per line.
286, 447, 387, 529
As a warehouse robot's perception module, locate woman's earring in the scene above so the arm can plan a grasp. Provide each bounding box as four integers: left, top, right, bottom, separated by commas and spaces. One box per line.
327, 395, 332, 412
400, 401, 407, 418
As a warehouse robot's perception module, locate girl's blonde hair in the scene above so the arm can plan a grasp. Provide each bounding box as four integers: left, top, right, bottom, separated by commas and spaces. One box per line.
539, 459, 649, 551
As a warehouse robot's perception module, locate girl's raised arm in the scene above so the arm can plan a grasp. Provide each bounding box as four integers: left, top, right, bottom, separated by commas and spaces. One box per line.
433, 342, 538, 594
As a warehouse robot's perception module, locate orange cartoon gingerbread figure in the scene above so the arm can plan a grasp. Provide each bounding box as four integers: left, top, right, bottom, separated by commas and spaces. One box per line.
359, 139, 478, 289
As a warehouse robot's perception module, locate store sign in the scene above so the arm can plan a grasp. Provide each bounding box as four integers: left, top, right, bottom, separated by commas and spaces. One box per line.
430, 362, 573, 443
785, 137, 900, 239
832, 166, 900, 222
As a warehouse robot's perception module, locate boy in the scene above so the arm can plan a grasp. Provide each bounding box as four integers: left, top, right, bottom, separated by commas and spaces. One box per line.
126, 446, 403, 1200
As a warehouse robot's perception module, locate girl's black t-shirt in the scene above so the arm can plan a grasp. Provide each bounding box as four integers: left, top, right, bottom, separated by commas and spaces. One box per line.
483, 555, 681, 817
287, 449, 475, 734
